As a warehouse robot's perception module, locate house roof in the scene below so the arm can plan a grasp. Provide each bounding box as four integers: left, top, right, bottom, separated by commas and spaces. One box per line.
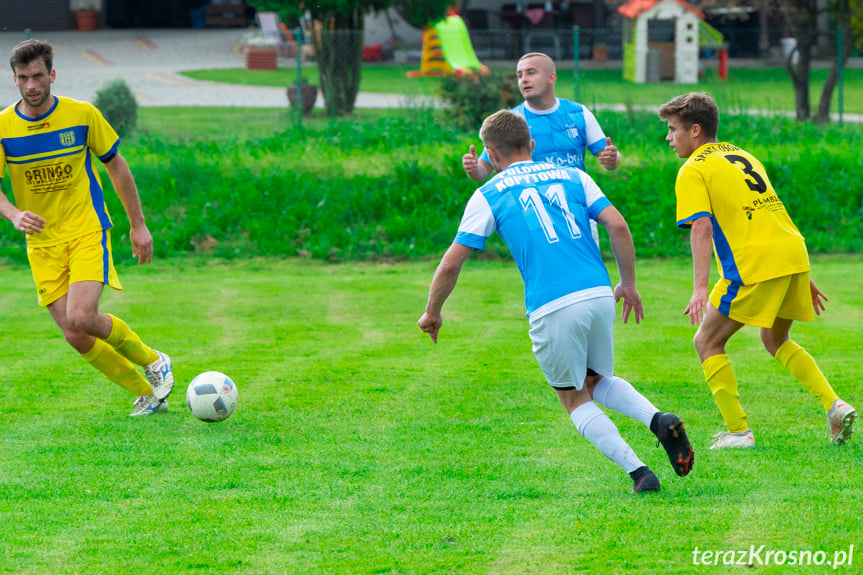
617, 0, 705, 20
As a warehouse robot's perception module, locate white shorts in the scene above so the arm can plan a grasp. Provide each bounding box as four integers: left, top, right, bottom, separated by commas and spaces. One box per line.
528, 296, 615, 390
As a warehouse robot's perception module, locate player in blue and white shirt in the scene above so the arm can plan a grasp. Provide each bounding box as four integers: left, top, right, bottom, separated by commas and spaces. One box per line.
463, 52, 621, 244
462, 52, 620, 180
420, 110, 694, 493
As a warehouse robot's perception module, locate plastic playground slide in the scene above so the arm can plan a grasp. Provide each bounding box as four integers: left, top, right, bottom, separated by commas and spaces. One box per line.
433, 15, 484, 73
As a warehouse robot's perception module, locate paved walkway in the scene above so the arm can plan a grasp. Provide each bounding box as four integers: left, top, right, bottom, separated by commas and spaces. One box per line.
0, 29, 858, 123
0, 29, 413, 109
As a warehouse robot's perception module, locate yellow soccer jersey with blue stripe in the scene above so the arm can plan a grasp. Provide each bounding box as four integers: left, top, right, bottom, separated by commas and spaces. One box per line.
675, 142, 809, 285
0, 96, 119, 247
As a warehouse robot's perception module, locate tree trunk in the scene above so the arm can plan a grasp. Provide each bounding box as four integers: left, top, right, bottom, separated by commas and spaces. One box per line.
313, 9, 364, 116
784, 27, 817, 122
816, 4, 854, 123
786, 48, 811, 122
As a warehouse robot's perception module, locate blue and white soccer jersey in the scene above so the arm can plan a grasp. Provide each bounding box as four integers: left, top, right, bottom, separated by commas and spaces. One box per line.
455, 161, 616, 388
479, 99, 608, 171
480, 99, 609, 244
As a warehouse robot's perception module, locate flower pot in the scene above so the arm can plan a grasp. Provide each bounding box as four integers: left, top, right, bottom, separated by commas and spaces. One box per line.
75, 10, 99, 31
287, 84, 318, 115
244, 46, 278, 70
592, 46, 608, 61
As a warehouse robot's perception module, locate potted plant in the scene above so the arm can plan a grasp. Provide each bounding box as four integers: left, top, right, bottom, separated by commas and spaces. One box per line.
73, 2, 100, 31
243, 33, 279, 70
592, 42, 609, 62
287, 74, 318, 115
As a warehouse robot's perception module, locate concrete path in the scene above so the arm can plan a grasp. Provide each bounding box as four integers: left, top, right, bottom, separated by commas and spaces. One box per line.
0, 28, 415, 109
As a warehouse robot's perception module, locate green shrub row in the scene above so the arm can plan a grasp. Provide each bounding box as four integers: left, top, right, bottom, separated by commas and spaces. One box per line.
0, 110, 860, 264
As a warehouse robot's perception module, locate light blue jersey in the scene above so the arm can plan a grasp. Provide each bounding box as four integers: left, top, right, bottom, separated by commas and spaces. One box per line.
480, 99, 608, 171
455, 161, 613, 318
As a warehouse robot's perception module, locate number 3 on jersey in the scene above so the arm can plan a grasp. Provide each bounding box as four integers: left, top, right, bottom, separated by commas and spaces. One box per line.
725, 154, 768, 194
519, 183, 582, 243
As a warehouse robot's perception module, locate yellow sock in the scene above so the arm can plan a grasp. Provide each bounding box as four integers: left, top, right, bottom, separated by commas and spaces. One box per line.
702, 354, 749, 433
104, 314, 158, 367
775, 340, 838, 411
82, 339, 151, 396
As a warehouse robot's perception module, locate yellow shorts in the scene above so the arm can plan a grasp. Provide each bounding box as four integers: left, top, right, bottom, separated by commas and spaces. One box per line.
710, 271, 814, 328
27, 230, 123, 307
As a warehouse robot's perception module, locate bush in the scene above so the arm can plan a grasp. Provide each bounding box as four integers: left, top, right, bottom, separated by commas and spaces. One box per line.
93, 78, 138, 138
439, 69, 519, 130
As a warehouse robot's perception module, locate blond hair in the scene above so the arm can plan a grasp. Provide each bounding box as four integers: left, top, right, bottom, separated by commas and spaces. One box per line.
480, 110, 532, 158
658, 92, 719, 139
518, 52, 556, 75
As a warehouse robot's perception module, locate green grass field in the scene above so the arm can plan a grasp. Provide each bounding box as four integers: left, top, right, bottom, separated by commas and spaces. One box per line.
180, 65, 863, 115
1, 255, 861, 574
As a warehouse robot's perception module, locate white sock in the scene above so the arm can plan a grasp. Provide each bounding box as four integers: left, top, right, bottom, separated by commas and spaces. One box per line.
570, 401, 644, 473
593, 375, 659, 428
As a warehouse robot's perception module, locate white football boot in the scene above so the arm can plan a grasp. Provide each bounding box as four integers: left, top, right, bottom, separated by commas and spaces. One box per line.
145, 350, 175, 401
130, 394, 168, 416
827, 399, 857, 445
710, 429, 755, 449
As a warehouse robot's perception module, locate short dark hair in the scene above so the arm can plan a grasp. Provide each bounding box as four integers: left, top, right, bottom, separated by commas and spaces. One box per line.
480, 110, 531, 157
658, 92, 719, 139
10, 39, 53, 73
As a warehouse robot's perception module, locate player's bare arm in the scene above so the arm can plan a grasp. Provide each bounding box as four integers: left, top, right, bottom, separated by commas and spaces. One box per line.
418, 242, 474, 343
686, 216, 713, 325
596, 137, 621, 171
104, 153, 153, 265
598, 205, 644, 324
462, 144, 493, 183
0, 192, 45, 234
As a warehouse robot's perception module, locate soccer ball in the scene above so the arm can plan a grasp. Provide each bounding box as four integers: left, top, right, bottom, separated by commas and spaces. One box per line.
186, 371, 238, 422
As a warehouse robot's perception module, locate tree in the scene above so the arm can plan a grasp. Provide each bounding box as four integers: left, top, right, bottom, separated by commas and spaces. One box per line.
695, 0, 859, 123
251, 0, 450, 116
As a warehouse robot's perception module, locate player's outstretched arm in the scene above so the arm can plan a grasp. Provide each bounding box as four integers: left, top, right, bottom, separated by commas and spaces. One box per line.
598, 205, 643, 324
104, 153, 153, 265
418, 243, 474, 342
685, 217, 713, 325
462, 144, 494, 183
0, 192, 44, 235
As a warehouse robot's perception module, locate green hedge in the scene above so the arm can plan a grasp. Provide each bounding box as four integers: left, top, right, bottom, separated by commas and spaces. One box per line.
1, 110, 860, 264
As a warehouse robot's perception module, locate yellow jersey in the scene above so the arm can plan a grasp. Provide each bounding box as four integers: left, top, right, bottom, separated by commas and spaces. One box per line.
0, 96, 120, 247
675, 142, 809, 285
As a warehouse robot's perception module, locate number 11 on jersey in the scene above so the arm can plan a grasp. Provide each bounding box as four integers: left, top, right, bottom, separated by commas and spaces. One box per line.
519, 183, 583, 244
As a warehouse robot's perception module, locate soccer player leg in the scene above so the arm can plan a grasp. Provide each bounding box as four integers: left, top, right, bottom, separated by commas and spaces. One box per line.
532, 301, 651, 485
593, 377, 658, 428
47, 294, 151, 396
105, 314, 159, 367
763, 273, 838, 411
82, 338, 152, 396
569, 399, 646, 474
695, 302, 749, 434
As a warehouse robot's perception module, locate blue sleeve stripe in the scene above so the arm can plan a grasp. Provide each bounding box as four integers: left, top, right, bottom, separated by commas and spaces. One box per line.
588, 197, 612, 219
677, 211, 712, 229
455, 231, 486, 250
587, 139, 606, 155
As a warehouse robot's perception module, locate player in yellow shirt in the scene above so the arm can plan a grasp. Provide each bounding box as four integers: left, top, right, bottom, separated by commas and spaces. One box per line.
658, 92, 855, 448
0, 39, 174, 416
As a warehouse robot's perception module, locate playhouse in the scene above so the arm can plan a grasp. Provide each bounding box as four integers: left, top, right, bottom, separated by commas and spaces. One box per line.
618, 0, 705, 84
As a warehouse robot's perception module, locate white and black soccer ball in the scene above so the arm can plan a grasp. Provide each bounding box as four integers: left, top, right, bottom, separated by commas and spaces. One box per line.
186, 371, 238, 422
